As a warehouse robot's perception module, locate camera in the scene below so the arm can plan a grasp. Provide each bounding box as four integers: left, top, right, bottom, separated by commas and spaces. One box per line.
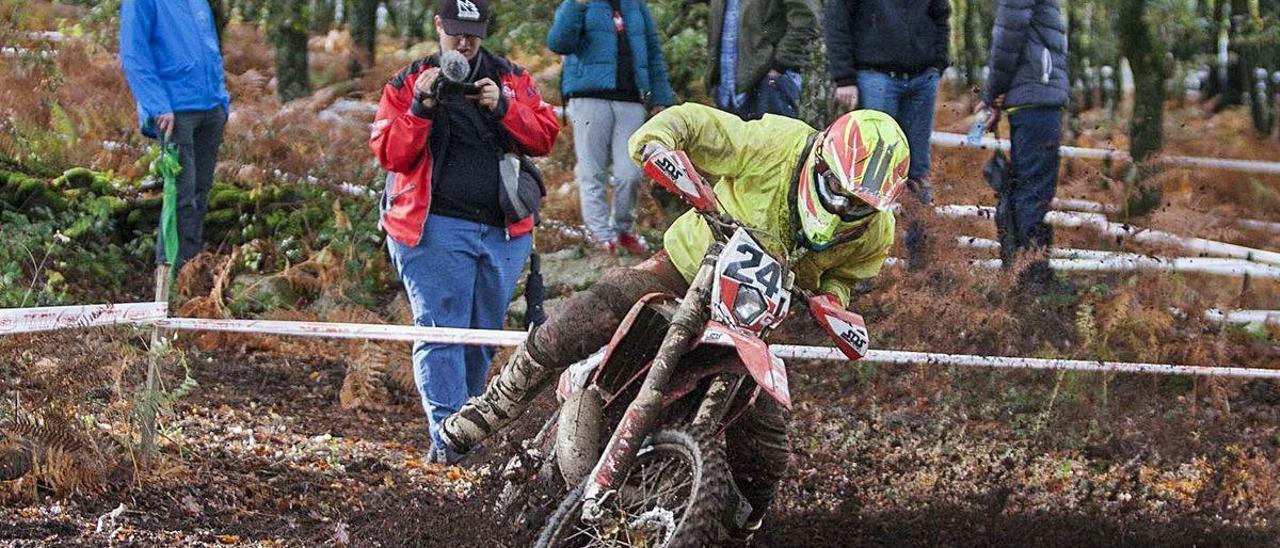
435, 78, 483, 97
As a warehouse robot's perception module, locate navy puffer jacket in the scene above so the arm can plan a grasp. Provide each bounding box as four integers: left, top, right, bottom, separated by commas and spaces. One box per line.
547, 0, 675, 107
984, 0, 1069, 108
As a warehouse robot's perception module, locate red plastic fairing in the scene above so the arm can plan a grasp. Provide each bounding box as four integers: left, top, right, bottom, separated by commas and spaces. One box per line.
698, 322, 792, 408
642, 149, 718, 212
592, 292, 675, 384
807, 293, 870, 360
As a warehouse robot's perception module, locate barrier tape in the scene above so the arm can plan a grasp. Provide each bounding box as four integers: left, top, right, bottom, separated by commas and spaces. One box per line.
0, 302, 168, 335
778, 346, 1280, 380
152, 318, 1280, 380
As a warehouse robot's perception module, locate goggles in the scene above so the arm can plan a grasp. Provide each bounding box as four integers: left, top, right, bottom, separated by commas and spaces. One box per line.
814, 157, 877, 222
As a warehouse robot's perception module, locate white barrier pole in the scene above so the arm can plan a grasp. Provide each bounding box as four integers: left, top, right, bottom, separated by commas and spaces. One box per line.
939, 205, 1280, 266
932, 131, 1280, 176
150, 318, 1280, 379
1204, 309, 1280, 326
1051, 198, 1119, 214
1049, 198, 1279, 236
956, 236, 1280, 278
958, 236, 1123, 260
1238, 219, 1280, 234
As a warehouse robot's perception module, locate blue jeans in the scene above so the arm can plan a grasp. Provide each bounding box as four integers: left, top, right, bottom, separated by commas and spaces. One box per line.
1008, 107, 1063, 248
855, 68, 940, 181
718, 71, 802, 120
386, 214, 532, 452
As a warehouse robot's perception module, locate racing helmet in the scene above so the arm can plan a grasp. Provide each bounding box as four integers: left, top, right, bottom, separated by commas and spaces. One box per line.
796, 110, 909, 250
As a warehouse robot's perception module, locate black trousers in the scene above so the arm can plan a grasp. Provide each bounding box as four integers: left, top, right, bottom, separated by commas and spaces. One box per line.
155, 106, 226, 268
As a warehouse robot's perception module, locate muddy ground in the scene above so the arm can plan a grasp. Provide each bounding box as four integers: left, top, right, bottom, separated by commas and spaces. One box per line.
3, 341, 1277, 547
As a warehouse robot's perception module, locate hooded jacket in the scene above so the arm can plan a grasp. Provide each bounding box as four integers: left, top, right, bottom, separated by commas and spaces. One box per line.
983, 0, 1069, 108
547, 0, 675, 107
628, 103, 895, 307
119, 0, 231, 138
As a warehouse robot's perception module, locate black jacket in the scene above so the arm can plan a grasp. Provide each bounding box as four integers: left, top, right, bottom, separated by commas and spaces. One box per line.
983, 0, 1068, 108
824, 0, 951, 86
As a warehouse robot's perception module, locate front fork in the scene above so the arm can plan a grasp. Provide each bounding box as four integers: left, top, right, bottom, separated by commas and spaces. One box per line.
580, 244, 723, 522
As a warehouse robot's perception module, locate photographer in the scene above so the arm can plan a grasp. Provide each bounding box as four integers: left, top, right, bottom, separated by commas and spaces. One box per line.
370, 0, 560, 463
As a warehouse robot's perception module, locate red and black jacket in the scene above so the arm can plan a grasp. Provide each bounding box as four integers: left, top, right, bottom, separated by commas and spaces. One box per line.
370, 49, 560, 246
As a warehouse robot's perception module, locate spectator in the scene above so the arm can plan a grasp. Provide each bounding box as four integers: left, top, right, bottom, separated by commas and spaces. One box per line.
825, 0, 950, 270
119, 0, 230, 269
548, 0, 675, 254
977, 0, 1068, 292
825, 0, 949, 192
370, 0, 559, 463
708, 0, 820, 120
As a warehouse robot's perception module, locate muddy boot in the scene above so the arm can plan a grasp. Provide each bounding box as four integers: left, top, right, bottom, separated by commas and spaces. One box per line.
440, 341, 556, 455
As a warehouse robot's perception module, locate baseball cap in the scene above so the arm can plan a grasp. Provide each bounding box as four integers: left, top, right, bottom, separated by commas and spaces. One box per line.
438, 0, 491, 38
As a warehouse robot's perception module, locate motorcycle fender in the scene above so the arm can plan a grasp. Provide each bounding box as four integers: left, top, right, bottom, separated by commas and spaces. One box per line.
556, 350, 604, 401
698, 321, 792, 409
556, 385, 603, 487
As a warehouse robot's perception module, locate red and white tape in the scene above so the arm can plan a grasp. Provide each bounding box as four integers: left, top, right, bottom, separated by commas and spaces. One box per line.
0, 302, 168, 335
152, 317, 1280, 380
6, 305, 1275, 379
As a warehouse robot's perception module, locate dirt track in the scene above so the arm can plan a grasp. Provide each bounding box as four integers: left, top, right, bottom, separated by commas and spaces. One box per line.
5, 347, 1276, 547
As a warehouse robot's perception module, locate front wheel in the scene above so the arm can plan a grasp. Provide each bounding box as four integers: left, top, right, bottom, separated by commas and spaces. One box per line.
535, 429, 729, 548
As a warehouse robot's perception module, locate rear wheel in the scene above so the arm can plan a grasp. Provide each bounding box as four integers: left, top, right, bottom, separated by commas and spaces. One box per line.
535, 429, 728, 548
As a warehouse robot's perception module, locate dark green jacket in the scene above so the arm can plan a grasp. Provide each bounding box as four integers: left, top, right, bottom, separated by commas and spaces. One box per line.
707, 0, 820, 94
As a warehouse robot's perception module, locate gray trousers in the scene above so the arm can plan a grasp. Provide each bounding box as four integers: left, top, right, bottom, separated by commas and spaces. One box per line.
155, 106, 226, 268
567, 98, 646, 242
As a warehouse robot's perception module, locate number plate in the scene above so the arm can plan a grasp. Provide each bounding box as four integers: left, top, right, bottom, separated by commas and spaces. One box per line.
711, 228, 791, 333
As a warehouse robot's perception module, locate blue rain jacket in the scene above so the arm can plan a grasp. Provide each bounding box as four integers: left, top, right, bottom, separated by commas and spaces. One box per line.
547, 0, 675, 107
120, 0, 230, 138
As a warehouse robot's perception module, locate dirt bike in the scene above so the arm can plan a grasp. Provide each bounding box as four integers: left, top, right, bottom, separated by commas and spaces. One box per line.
496, 145, 872, 547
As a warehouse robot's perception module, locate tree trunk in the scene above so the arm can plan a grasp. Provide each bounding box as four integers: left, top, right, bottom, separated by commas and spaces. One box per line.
237, 0, 264, 21
1204, 0, 1225, 101
208, 0, 229, 46
269, 0, 312, 102
977, 0, 996, 90
1067, 0, 1083, 109
382, 0, 402, 39
312, 0, 337, 32
1079, 2, 1096, 110
1223, 0, 1247, 106
405, 0, 431, 45
1118, 0, 1165, 162
959, 0, 977, 90
349, 0, 378, 77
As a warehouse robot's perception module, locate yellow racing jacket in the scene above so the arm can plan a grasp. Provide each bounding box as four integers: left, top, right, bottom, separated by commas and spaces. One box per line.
627, 103, 895, 307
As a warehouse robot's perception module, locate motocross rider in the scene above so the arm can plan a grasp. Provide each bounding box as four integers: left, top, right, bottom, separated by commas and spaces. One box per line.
441, 102, 910, 531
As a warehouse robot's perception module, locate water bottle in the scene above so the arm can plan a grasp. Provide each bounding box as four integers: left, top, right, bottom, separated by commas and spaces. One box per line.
965, 108, 990, 147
